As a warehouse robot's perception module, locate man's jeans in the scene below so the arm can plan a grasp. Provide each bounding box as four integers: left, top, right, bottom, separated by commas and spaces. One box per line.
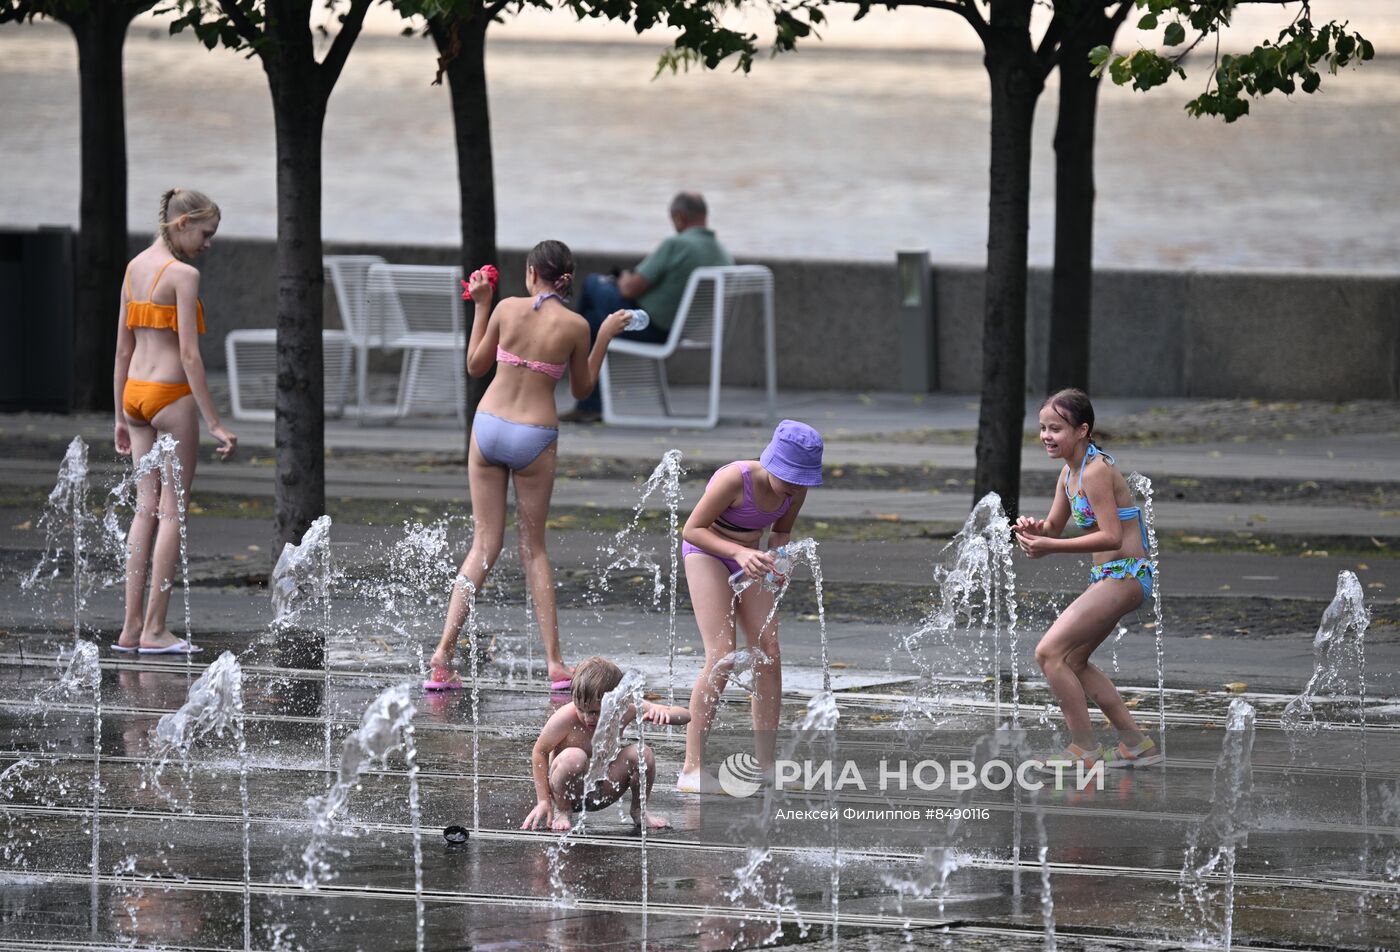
574, 273, 667, 412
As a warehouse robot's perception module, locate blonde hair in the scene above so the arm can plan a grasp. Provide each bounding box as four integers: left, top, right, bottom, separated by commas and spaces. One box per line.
571, 656, 623, 707
158, 188, 220, 259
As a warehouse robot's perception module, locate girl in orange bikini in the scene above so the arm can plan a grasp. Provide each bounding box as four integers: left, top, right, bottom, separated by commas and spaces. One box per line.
112, 188, 237, 654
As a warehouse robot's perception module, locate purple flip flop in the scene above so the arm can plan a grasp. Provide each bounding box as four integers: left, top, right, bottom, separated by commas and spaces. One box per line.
111, 643, 140, 654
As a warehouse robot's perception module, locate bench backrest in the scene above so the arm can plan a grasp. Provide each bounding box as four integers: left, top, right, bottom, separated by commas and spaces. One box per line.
366, 264, 465, 342
672, 265, 773, 351
323, 255, 386, 340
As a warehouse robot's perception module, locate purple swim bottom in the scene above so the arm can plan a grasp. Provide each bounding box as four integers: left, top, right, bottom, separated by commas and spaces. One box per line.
682, 541, 742, 576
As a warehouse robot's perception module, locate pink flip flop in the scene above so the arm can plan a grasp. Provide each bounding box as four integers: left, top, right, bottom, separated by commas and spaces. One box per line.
138, 639, 203, 655
424, 667, 464, 692
550, 679, 572, 693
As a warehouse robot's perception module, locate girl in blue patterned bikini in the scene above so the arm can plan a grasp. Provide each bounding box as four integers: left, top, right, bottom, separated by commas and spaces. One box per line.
1013, 389, 1163, 770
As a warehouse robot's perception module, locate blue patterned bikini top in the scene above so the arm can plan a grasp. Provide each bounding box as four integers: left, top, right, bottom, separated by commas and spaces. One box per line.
1066, 444, 1149, 551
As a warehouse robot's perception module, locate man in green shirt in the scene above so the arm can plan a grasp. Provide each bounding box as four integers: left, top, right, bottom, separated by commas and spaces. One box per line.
563, 192, 734, 422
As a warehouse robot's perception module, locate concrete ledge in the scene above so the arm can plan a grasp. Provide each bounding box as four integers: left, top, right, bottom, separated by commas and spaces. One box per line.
182, 236, 1398, 399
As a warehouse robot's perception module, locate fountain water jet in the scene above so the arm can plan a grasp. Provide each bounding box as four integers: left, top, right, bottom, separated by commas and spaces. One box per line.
297, 682, 421, 940
1282, 570, 1370, 736
21, 437, 95, 637
590, 451, 684, 700
144, 651, 251, 950
897, 494, 1018, 720
1181, 697, 1256, 950
271, 515, 335, 769
1126, 472, 1166, 752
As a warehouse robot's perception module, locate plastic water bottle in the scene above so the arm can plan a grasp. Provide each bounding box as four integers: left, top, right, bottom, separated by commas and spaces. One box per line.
729, 546, 791, 595
623, 308, 650, 332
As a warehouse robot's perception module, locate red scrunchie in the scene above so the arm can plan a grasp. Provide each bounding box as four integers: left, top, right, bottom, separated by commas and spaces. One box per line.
461, 264, 499, 301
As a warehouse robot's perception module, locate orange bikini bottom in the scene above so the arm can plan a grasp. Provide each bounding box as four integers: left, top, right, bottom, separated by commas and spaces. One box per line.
123, 379, 192, 423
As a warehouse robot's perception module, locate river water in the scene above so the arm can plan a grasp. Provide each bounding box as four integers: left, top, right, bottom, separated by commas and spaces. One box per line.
2, 14, 1397, 270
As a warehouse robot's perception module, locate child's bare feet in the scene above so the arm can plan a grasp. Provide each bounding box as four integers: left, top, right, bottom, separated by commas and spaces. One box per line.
549, 811, 574, 832
632, 809, 671, 830
676, 770, 726, 795
547, 662, 575, 686
116, 624, 142, 651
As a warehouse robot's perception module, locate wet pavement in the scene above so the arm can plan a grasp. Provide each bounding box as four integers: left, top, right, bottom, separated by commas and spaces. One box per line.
2, 393, 1399, 949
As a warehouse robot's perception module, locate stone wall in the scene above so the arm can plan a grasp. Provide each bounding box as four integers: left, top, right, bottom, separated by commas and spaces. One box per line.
191, 236, 1399, 399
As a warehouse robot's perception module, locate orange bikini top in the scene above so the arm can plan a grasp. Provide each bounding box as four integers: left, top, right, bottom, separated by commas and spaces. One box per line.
125, 259, 205, 334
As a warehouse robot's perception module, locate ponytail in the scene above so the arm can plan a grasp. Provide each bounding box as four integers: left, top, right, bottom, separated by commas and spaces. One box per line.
156, 187, 221, 259
526, 240, 576, 301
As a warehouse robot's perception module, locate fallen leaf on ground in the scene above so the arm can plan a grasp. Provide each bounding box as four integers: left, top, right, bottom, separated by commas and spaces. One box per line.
1200, 634, 1215, 640
830, 468, 845, 478
873, 513, 900, 522
1357, 563, 1370, 571
12, 521, 31, 531
1222, 681, 1248, 693
1368, 582, 1386, 589
1218, 584, 1232, 591
677, 646, 695, 655
1300, 550, 1330, 558
829, 661, 849, 669
1123, 698, 1142, 709
1181, 536, 1218, 545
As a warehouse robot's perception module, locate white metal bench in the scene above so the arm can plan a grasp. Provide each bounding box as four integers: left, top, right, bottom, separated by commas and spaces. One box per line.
364, 263, 466, 422
598, 265, 776, 428
225, 329, 353, 423
324, 254, 393, 421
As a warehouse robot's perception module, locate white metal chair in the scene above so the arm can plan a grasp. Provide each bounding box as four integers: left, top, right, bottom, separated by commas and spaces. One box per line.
598, 265, 777, 428
365, 263, 466, 422
324, 254, 397, 422
225, 329, 353, 422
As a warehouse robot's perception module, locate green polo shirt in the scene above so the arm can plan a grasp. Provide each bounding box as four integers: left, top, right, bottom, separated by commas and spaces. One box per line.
634, 227, 734, 333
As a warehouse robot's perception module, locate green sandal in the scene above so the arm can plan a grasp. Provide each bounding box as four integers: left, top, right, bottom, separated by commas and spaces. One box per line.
1103, 736, 1164, 769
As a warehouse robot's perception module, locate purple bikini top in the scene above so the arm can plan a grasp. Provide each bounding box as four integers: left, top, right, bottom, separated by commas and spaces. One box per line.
710, 462, 791, 532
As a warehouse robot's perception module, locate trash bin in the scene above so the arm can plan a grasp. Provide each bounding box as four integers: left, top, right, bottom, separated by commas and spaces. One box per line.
895, 249, 936, 392
0, 227, 74, 412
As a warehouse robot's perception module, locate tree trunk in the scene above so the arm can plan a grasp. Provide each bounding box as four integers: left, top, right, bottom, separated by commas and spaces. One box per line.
66, 5, 146, 412
431, 12, 497, 461
1047, 5, 1124, 394
974, 19, 1044, 519
268, 66, 329, 551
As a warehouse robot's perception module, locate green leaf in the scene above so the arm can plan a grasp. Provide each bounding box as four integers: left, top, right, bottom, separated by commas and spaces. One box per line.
1137, 13, 1157, 30
1163, 22, 1184, 47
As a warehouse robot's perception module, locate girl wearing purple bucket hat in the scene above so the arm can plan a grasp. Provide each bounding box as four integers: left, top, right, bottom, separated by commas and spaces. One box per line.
677, 420, 823, 795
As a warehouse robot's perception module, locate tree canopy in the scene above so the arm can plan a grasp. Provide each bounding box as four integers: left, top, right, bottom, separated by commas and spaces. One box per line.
1092, 1, 1374, 121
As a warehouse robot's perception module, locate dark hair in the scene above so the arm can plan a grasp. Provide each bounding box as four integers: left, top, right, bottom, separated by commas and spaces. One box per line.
526, 239, 575, 299
670, 191, 707, 220
1041, 388, 1096, 444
